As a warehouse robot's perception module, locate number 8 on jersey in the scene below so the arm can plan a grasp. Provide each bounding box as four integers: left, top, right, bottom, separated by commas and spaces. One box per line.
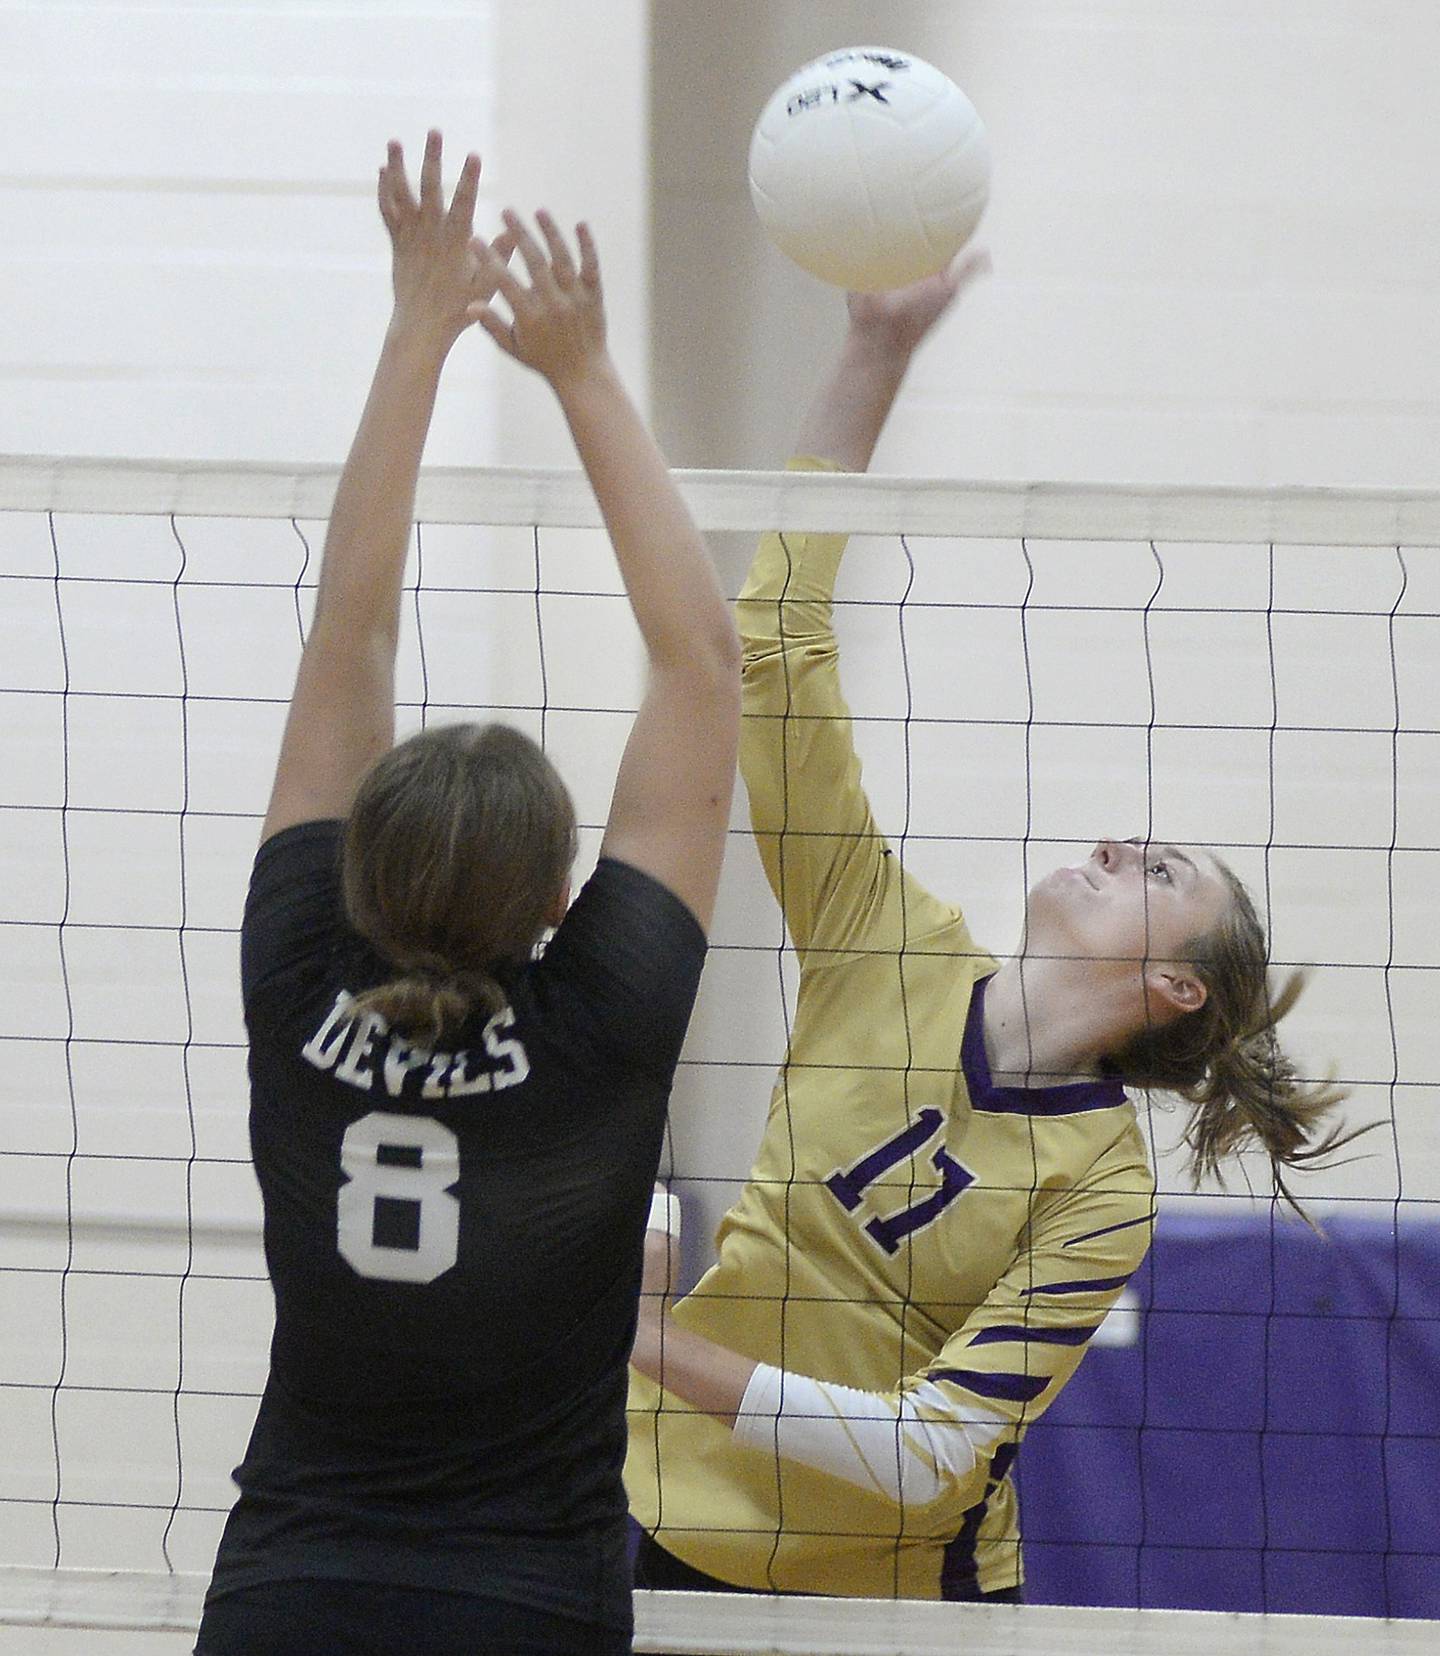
338, 1112, 461, 1283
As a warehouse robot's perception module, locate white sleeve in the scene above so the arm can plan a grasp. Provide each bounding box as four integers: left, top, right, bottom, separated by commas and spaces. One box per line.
731, 1362, 1010, 1506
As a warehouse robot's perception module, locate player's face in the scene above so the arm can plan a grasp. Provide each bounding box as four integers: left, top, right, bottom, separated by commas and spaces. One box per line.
1028, 838, 1232, 977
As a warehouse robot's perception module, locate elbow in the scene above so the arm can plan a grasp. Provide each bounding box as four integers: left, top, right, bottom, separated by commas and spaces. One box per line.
708, 610, 745, 680
717, 601, 746, 668
649, 622, 742, 727
670, 609, 743, 689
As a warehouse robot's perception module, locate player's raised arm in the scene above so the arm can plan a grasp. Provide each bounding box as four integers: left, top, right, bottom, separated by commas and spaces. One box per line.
736, 256, 990, 964
473, 212, 740, 934
795, 252, 989, 474
261, 132, 508, 845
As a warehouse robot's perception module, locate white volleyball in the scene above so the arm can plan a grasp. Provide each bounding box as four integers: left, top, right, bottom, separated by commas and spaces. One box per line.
748, 46, 991, 292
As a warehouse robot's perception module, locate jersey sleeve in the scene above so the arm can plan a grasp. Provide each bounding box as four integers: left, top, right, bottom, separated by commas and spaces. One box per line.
894, 1141, 1155, 1516
240, 820, 347, 1029
738, 458, 958, 967
534, 856, 708, 1082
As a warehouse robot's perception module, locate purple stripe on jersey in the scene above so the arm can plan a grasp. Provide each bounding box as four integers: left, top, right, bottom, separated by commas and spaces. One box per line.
930, 1367, 1051, 1404
1063, 1212, 1155, 1249
967, 1322, 1099, 1348
1019, 1273, 1132, 1298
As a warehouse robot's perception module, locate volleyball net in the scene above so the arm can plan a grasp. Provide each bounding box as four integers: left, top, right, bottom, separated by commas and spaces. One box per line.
0, 455, 1436, 1649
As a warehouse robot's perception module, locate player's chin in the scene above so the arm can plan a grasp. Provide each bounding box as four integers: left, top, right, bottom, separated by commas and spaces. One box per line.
1027, 865, 1086, 917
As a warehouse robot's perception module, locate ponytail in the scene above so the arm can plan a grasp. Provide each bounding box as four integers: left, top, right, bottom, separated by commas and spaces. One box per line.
1174, 970, 1355, 1226
349, 952, 509, 1050
1104, 864, 1371, 1226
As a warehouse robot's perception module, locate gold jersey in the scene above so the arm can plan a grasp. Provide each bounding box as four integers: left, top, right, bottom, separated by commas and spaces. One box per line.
626, 460, 1156, 1599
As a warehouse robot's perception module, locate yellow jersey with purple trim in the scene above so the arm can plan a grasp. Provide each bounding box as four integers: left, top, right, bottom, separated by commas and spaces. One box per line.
625, 459, 1156, 1600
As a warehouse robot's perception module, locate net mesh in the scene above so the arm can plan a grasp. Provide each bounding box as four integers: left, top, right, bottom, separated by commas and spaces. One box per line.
0, 456, 1437, 1647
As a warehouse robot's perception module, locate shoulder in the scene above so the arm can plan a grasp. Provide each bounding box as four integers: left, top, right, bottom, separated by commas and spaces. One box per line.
531, 857, 709, 1078
249, 818, 346, 897
242, 819, 352, 1023
548, 857, 707, 966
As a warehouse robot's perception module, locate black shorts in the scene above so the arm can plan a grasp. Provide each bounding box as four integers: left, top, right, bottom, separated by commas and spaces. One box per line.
193, 1578, 631, 1656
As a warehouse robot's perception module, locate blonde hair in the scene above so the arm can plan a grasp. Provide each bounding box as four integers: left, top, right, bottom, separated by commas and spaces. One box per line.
341, 723, 577, 1046
1103, 861, 1368, 1223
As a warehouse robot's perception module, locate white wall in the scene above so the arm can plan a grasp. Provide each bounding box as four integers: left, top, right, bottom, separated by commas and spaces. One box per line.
0, 0, 651, 467
653, 0, 1440, 485
0, 0, 652, 1629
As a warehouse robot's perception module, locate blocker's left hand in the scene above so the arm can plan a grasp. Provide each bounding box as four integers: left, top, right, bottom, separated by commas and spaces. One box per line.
377, 129, 515, 352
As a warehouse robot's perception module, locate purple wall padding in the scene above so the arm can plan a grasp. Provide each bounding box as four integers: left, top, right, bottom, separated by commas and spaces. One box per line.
1017, 1213, 1440, 1618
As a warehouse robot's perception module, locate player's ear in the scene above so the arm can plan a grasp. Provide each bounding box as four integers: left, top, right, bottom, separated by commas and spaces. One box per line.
1146, 965, 1207, 1018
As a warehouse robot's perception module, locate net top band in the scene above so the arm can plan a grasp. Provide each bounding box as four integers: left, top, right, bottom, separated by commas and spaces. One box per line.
4, 455, 1440, 546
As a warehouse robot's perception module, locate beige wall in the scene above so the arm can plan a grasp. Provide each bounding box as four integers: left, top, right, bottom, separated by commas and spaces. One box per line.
0, 0, 651, 468
652, 0, 1440, 485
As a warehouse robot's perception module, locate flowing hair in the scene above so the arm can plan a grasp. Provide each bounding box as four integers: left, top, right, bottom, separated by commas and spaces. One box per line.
1102, 860, 1371, 1224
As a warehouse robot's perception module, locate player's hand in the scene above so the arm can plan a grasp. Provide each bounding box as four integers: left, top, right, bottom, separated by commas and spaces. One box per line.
631, 1225, 678, 1373
472, 210, 606, 388
640, 1225, 678, 1304
377, 130, 512, 355
845, 247, 992, 357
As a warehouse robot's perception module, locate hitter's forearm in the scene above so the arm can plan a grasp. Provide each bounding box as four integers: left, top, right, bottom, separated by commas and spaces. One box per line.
630, 1312, 758, 1428
791, 327, 912, 474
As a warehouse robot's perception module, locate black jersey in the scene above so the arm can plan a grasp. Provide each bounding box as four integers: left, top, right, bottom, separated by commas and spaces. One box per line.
203, 820, 707, 1632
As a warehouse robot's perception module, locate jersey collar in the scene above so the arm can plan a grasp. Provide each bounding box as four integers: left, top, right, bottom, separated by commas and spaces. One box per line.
962, 973, 1129, 1116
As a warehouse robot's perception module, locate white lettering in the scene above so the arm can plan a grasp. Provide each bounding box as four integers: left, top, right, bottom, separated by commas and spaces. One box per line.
382, 1038, 432, 1098
483, 1007, 530, 1091
422, 1050, 454, 1100
446, 1050, 493, 1097
334, 1010, 386, 1091
337, 1113, 460, 1283
301, 991, 357, 1072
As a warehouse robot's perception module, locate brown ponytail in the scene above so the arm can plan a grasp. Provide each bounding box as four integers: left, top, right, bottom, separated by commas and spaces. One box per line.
1103, 862, 1370, 1224
348, 957, 509, 1051
341, 722, 577, 1047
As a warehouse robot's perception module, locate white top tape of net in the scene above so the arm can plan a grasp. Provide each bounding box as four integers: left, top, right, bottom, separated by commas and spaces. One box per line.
0, 1570, 1436, 1653
4, 455, 1440, 546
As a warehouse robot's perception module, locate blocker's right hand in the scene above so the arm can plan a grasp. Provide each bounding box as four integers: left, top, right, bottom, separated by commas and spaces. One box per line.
472, 209, 607, 388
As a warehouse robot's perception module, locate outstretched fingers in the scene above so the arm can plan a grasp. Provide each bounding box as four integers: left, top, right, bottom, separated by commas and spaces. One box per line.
446, 150, 483, 236
950, 246, 993, 293
467, 226, 517, 315
534, 210, 577, 287
470, 208, 606, 380
378, 139, 416, 231
418, 128, 444, 215
470, 301, 518, 357
575, 222, 601, 294
502, 208, 560, 297
474, 231, 530, 315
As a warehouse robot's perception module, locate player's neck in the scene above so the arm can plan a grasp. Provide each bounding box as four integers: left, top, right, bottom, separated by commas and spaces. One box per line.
981, 956, 1129, 1090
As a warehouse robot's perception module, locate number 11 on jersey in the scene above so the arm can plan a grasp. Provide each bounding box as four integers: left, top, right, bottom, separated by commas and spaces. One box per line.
825, 1107, 975, 1255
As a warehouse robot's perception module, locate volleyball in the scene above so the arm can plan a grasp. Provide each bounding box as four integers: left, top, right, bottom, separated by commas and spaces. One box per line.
747, 46, 991, 292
